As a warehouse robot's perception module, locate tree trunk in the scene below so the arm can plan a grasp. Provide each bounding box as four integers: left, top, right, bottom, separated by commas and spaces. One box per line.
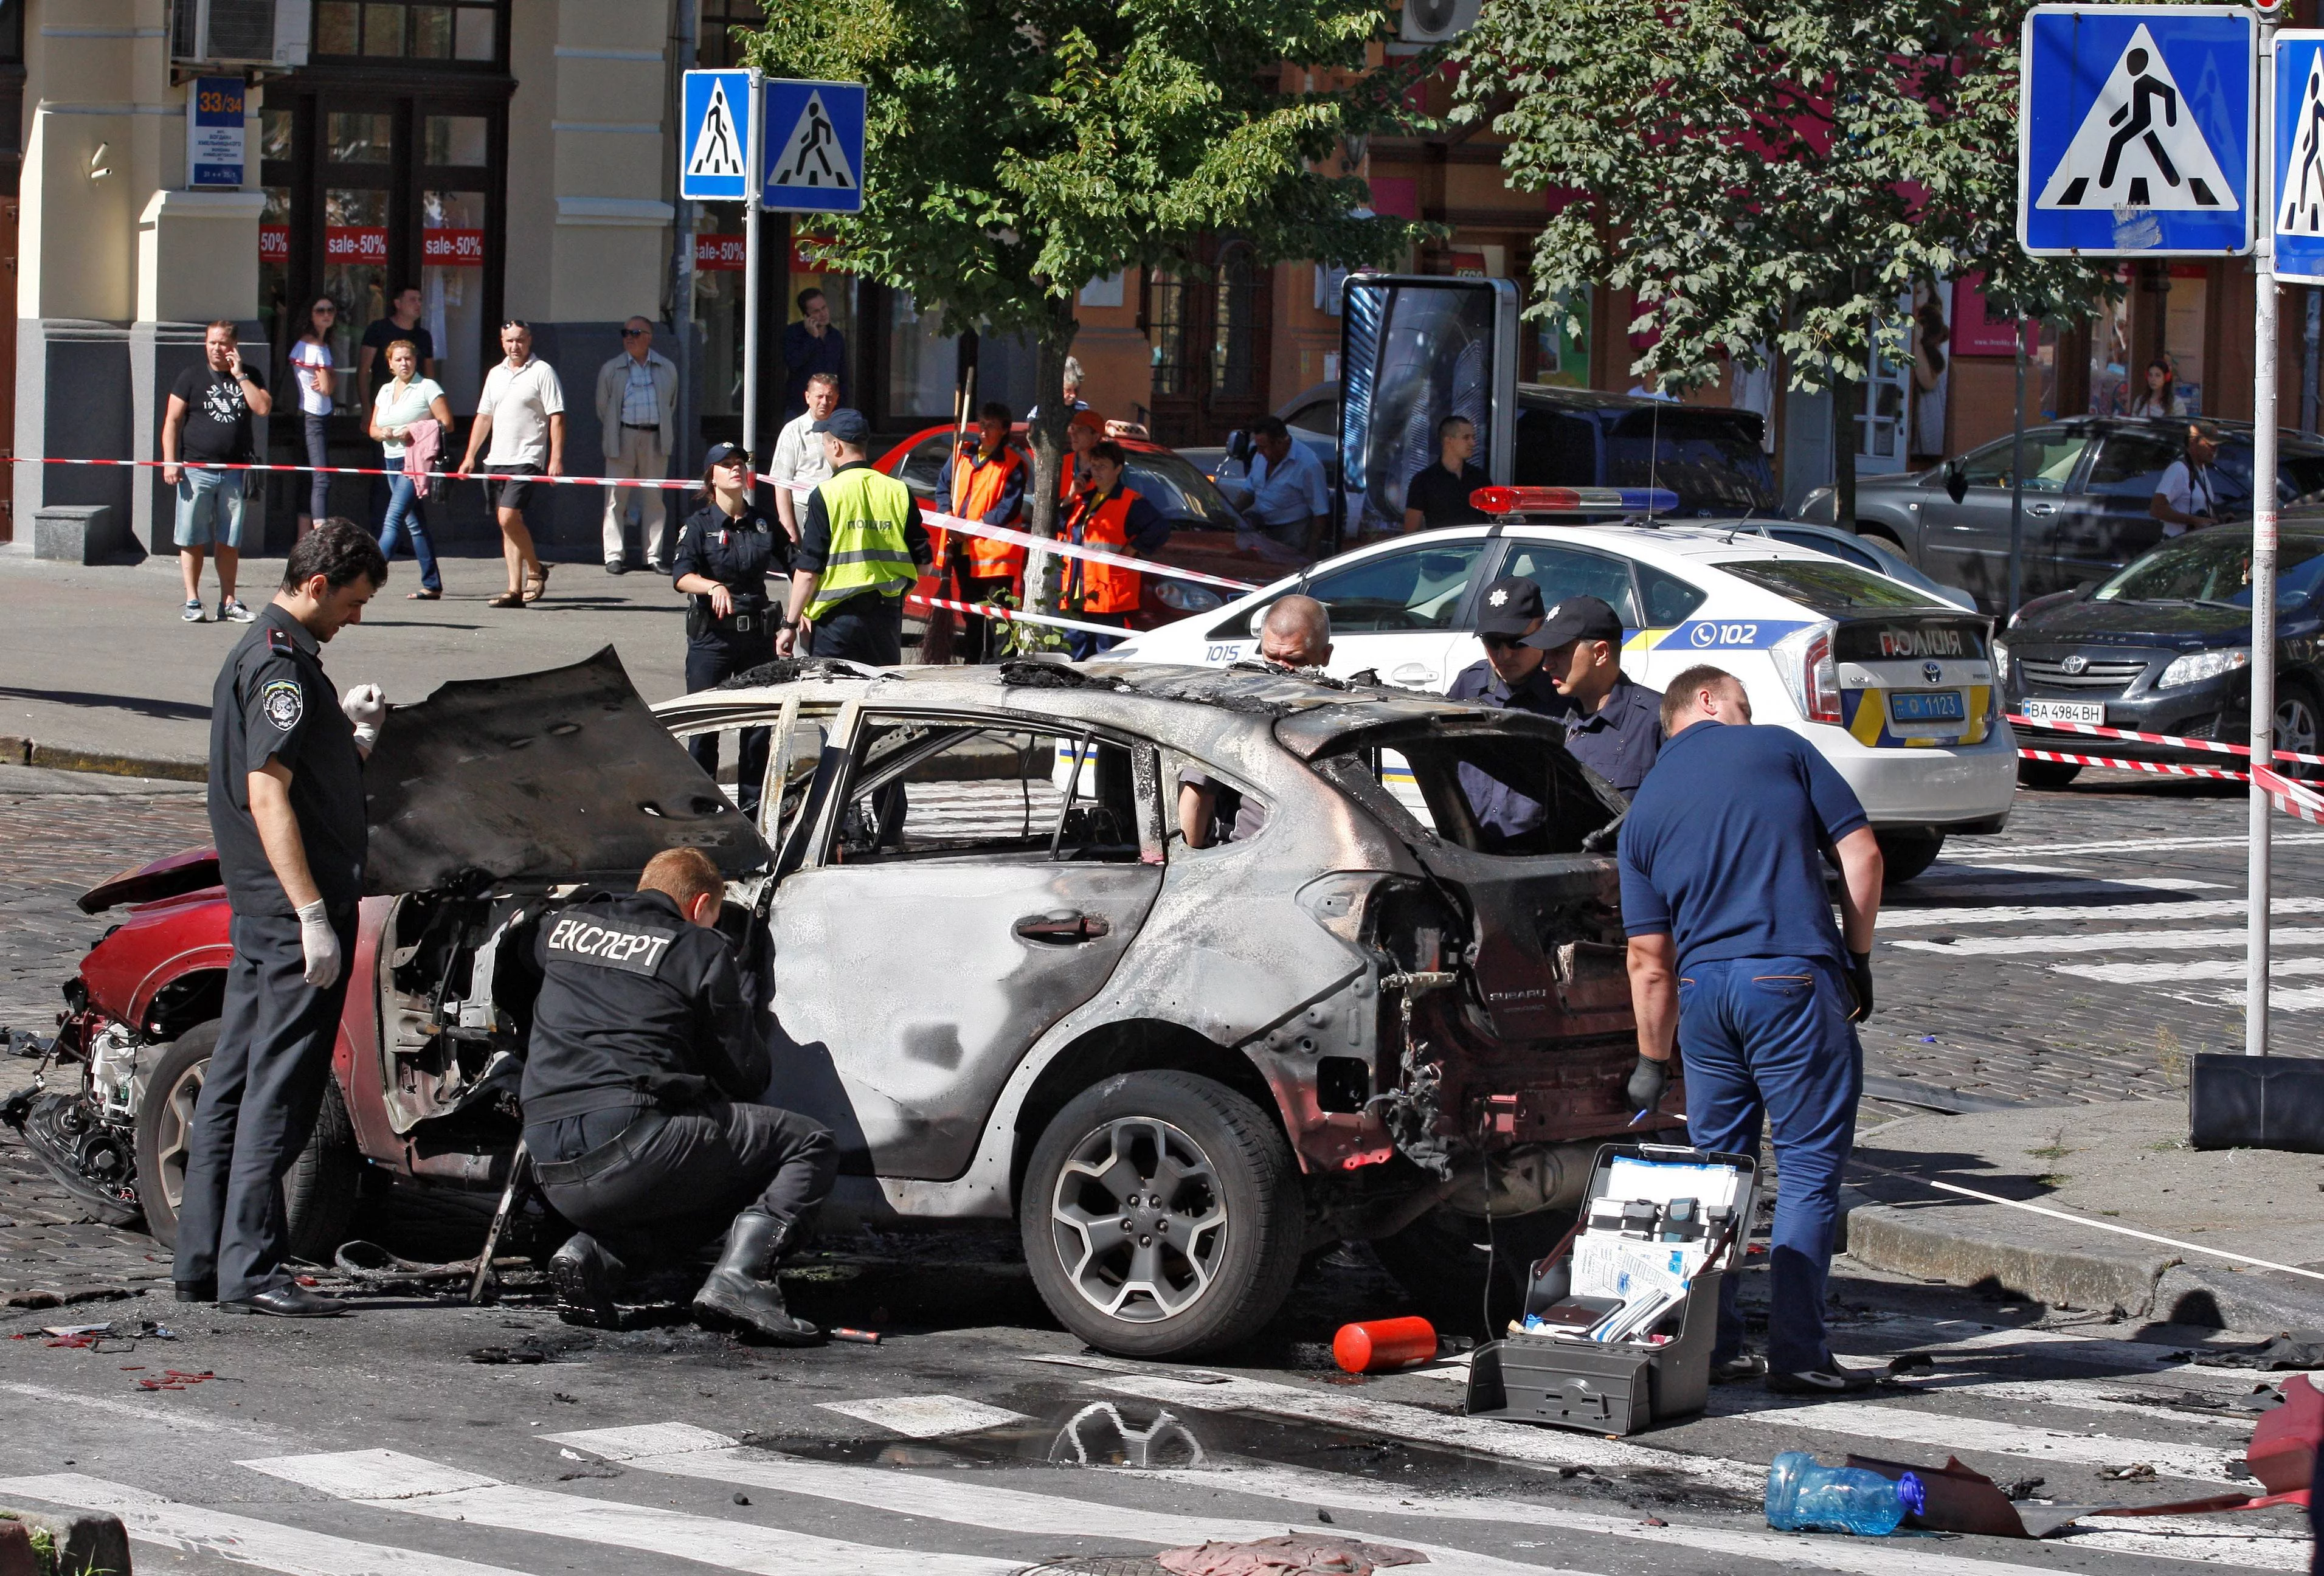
1024, 294, 1077, 614
1830, 372, 1859, 530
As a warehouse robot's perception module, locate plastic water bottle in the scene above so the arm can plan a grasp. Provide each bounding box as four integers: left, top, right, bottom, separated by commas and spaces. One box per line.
1763, 1451, 1924, 1536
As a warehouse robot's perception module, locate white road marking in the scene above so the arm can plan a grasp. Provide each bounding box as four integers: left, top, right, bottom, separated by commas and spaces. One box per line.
0, 1474, 524, 1576
1979, 832, 2324, 857
1892, 876, 2224, 899
814, 1394, 1031, 1438
239, 1448, 1020, 1576
0, 1380, 268, 1438
2055, 953, 2324, 983
1892, 924, 2324, 956
1868, 1375, 2269, 1431
1917, 862, 2089, 878
2248, 984, 2324, 1012
1130, 1460, 2153, 1576
1693, 1397, 2248, 1484
2058, 1513, 2313, 1571
1882, 897, 2324, 930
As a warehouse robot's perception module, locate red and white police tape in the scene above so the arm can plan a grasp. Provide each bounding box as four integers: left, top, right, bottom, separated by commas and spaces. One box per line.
2004, 711, 2324, 769
2014, 747, 2253, 784
905, 593, 1130, 641
3, 454, 1267, 596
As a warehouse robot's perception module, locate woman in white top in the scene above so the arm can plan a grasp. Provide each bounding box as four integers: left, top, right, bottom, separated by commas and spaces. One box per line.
367, 339, 453, 598
287, 296, 337, 531
2130, 358, 2187, 420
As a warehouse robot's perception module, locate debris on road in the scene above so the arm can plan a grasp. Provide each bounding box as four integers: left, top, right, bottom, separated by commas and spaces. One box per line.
828, 1327, 880, 1345
1156, 1532, 1430, 1574
2097, 1462, 2157, 1481
2193, 1330, 2324, 1369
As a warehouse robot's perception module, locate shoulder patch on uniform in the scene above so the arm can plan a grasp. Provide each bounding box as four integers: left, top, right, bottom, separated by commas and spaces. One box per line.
260, 679, 304, 732
266, 626, 296, 655
544, 915, 678, 977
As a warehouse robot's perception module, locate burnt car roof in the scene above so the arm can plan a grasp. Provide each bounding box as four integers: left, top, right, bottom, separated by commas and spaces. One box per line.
365, 646, 772, 894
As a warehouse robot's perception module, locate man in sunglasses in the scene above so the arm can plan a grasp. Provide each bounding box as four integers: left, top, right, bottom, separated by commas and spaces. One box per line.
1447, 576, 1577, 845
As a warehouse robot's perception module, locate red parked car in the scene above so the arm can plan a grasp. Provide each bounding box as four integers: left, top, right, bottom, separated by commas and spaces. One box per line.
873, 423, 1315, 632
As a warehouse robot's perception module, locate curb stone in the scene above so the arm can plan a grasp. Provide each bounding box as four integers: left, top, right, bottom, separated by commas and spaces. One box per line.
2154, 1262, 2324, 1334
19, 745, 204, 784
0, 1507, 133, 1576
1844, 1199, 2179, 1318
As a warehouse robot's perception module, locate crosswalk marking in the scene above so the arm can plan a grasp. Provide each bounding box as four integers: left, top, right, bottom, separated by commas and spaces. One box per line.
0, 1474, 525, 1576
1892, 924, 2324, 956
2054, 952, 2324, 983
1881, 896, 2324, 929
1893, 876, 2223, 900
815, 1394, 1031, 1438
1706, 1397, 2249, 1484
1977, 832, 2324, 857
240, 1448, 1021, 1576
2056, 1513, 2312, 1571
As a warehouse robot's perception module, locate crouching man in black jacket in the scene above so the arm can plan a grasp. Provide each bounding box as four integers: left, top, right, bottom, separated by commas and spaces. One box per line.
522, 846, 834, 1342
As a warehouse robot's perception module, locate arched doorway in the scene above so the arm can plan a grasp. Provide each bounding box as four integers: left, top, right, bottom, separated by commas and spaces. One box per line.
1144, 238, 1272, 446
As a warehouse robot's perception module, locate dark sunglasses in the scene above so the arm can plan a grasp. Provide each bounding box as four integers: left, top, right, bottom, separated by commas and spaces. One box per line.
622, 327, 651, 338
1480, 634, 1524, 652
500, 319, 531, 331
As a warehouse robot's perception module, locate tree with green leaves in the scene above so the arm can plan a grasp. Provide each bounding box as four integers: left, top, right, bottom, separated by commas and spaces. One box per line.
747, 0, 1427, 608
1453, 0, 2115, 526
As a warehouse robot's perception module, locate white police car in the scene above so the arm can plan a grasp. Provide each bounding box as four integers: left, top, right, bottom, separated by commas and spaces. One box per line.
1107, 487, 2015, 880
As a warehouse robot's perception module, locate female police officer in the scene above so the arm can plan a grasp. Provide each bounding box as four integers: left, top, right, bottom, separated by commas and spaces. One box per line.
673, 442, 789, 817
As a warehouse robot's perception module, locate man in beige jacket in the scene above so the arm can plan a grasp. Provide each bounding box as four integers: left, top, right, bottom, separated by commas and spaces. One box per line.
595, 317, 679, 573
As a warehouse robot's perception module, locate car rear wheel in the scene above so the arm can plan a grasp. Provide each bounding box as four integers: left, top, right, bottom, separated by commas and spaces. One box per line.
1021, 1070, 1302, 1358
2276, 685, 2322, 781
1369, 1203, 1577, 1339
2018, 758, 2084, 790
1873, 829, 1946, 886
135, 1023, 364, 1263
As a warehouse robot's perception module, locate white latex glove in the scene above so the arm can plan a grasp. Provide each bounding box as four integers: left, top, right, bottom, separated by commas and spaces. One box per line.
341, 683, 387, 753
296, 900, 342, 990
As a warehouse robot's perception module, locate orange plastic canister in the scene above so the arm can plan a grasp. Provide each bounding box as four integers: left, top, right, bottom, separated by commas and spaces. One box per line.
1333, 1316, 1438, 1374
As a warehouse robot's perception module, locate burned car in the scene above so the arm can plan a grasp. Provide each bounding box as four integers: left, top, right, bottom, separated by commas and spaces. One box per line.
12, 649, 1675, 1355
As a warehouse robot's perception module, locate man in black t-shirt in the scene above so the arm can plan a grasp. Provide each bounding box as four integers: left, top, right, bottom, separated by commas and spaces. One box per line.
1402, 415, 1489, 532
359, 285, 437, 401
162, 320, 273, 624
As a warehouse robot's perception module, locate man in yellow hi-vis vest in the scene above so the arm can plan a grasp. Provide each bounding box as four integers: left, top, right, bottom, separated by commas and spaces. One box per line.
777, 408, 929, 664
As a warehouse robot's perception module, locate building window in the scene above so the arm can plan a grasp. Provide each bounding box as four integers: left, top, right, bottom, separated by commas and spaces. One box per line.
1149, 271, 1192, 397
315, 1, 499, 63
1212, 243, 1259, 399
699, 0, 760, 68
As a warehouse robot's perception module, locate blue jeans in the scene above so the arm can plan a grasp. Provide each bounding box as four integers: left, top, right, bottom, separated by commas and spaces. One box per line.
1067, 611, 1127, 660
1676, 954, 1862, 1374
302, 413, 330, 521
377, 472, 441, 592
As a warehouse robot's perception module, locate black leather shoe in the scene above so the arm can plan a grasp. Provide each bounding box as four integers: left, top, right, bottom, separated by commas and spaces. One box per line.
604, 559, 628, 575
223, 1284, 344, 1318
173, 1279, 216, 1304
550, 1232, 627, 1328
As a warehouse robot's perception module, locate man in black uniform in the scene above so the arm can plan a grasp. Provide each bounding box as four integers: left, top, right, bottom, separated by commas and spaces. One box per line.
1529, 595, 1664, 797
673, 442, 790, 817
525, 847, 835, 1343
178, 522, 388, 1317
1447, 576, 1575, 845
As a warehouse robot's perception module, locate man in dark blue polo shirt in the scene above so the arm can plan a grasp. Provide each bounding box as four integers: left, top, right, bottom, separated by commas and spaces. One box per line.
1617, 663, 1885, 1394
1448, 577, 1574, 843
1528, 595, 1662, 796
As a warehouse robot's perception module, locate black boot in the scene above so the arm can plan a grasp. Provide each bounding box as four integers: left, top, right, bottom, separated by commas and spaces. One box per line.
692, 1212, 821, 1345
550, 1232, 628, 1328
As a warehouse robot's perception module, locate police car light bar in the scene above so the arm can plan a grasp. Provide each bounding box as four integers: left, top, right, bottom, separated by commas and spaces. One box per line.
1469, 486, 1681, 516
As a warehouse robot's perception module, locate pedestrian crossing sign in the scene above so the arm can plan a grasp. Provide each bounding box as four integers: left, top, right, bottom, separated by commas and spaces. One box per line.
680, 69, 754, 201
2019, 5, 2255, 257
2275, 33, 2324, 284
761, 79, 865, 215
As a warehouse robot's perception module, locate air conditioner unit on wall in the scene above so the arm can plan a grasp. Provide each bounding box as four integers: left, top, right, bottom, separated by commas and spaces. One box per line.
1401, 0, 1483, 45
171, 0, 311, 69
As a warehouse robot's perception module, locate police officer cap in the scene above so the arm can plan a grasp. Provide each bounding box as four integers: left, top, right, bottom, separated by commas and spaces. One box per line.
1473, 576, 1546, 638
1526, 594, 1625, 651
809, 407, 871, 445
704, 441, 753, 469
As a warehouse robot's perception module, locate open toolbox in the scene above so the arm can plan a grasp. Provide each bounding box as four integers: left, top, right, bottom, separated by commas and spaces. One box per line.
1465, 1141, 1759, 1436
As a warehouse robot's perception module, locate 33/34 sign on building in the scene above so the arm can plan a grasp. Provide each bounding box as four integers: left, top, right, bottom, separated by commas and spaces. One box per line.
2019, 4, 2257, 256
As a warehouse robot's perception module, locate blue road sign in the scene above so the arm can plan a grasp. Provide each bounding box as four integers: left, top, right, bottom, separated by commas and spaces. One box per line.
762, 79, 865, 215
2277, 33, 2324, 285
681, 69, 754, 202
2019, 5, 2256, 257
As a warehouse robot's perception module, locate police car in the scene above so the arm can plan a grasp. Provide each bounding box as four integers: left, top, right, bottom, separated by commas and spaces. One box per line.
1107, 487, 2016, 880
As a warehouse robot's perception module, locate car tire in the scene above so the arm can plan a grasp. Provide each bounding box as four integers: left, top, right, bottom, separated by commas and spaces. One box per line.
1369, 1203, 1577, 1341
1021, 1070, 1303, 1359
1873, 829, 1946, 886
2016, 758, 2084, 790
2276, 681, 2323, 782
134, 1023, 364, 1263
1855, 522, 1907, 556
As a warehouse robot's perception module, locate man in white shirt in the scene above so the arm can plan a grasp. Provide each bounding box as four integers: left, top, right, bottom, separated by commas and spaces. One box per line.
593, 317, 679, 574
2150, 420, 2224, 539
456, 320, 566, 607
768, 372, 839, 542
1220, 415, 1329, 559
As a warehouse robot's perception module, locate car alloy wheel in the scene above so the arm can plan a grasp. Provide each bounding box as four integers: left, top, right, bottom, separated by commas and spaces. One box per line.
1050, 1115, 1228, 1323
151, 1056, 206, 1218
2276, 692, 2321, 778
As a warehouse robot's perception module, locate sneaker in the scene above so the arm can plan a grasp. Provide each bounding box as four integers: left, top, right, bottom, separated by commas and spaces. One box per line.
604, 560, 628, 576
1767, 1361, 1884, 1395
219, 598, 256, 623
1711, 1353, 1768, 1384
180, 599, 206, 623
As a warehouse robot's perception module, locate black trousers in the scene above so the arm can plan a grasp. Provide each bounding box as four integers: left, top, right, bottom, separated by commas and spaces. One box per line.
528, 1101, 837, 1269
958, 573, 1015, 663
685, 636, 776, 816
810, 594, 904, 665
173, 907, 358, 1301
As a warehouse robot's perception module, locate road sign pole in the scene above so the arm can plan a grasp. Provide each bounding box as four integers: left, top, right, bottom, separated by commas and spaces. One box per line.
2250, 14, 2281, 1059
741, 67, 765, 466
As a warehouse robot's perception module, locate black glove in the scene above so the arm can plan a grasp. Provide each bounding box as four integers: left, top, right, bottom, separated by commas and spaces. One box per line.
1847, 950, 1875, 1023
1626, 1054, 1669, 1111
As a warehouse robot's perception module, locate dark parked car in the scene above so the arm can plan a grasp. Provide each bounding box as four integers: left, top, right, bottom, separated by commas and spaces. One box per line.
1799, 418, 2324, 615
1999, 521, 2324, 787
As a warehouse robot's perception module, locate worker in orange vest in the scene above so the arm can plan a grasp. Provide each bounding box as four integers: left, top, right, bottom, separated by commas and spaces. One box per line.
1058, 409, 1104, 506
1060, 439, 1170, 660
934, 401, 1027, 662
